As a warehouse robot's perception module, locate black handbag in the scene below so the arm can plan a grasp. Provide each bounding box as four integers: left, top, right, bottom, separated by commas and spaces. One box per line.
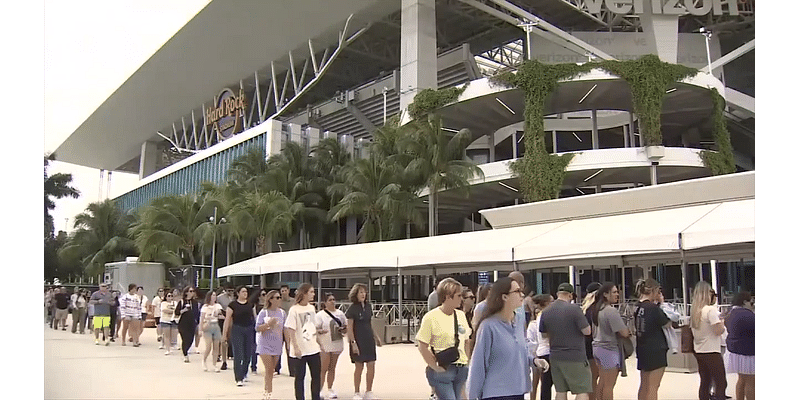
432, 312, 460, 368
324, 309, 345, 341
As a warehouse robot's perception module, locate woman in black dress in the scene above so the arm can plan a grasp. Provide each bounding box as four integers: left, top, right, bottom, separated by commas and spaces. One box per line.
345, 283, 383, 400
633, 278, 671, 400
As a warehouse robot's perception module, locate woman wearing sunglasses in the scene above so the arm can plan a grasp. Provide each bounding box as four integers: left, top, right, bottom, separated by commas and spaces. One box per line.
316, 292, 348, 399
201, 290, 224, 372
256, 290, 286, 400
467, 277, 531, 400
159, 290, 177, 355
175, 286, 200, 363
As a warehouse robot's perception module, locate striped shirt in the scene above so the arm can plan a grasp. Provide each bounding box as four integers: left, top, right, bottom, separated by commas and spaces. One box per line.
119, 293, 141, 319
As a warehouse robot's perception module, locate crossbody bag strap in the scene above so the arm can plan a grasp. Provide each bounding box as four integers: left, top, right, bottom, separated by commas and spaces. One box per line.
324, 309, 342, 326
453, 311, 460, 347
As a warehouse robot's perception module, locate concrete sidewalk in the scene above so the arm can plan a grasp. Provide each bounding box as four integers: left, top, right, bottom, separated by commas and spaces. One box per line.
44, 324, 734, 399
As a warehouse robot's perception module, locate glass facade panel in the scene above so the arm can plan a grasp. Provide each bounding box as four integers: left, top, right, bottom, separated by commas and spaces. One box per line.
114, 131, 270, 213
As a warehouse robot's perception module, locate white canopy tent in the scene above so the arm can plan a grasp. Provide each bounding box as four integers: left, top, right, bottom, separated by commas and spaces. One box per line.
218, 200, 754, 278
511, 203, 721, 263
679, 199, 755, 250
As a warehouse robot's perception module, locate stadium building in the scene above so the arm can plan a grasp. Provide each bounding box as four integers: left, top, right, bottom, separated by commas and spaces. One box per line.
56, 0, 754, 303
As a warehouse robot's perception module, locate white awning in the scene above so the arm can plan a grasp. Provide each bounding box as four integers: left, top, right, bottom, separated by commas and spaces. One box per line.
216, 255, 264, 277
679, 199, 755, 250
512, 204, 720, 262
397, 222, 568, 269
218, 198, 755, 278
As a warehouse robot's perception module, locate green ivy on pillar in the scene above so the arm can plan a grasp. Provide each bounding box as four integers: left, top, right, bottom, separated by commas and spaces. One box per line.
591, 55, 697, 146
700, 88, 736, 175
490, 60, 590, 202
406, 85, 468, 121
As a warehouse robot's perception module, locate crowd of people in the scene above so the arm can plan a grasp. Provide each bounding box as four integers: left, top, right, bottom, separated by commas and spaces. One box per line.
416, 274, 755, 400
45, 281, 385, 400
45, 275, 755, 400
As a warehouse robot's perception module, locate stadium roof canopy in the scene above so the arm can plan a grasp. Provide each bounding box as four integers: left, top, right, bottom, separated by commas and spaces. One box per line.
55, 0, 397, 171
55, 0, 753, 172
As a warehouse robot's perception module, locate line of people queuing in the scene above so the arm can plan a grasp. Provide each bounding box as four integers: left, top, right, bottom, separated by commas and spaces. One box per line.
416, 273, 755, 400
53, 282, 386, 400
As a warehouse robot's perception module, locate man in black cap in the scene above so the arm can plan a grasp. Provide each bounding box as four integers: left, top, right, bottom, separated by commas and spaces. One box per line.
539, 283, 593, 400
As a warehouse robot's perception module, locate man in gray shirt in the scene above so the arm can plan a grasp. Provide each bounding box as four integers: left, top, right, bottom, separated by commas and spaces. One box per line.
89, 283, 114, 346
539, 283, 592, 400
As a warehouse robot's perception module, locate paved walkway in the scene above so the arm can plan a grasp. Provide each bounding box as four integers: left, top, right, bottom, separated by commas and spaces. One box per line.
44, 323, 737, 399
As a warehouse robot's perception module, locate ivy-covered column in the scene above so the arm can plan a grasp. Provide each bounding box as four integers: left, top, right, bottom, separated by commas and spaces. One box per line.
700, 88, 736, 175
593, 55, 697, 146
491, 61, 590, 202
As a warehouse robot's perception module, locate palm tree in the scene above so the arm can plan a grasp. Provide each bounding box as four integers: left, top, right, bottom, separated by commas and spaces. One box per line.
310, 137, 352, 245
400, 115, 484, 236
371, 118, 426, 238
130, 194, 216, 266
328, 154, 422, 242
58, 200, 137, 278
227, 146, 270, 194
44, 153, 80, 237
264, 141, 327, 249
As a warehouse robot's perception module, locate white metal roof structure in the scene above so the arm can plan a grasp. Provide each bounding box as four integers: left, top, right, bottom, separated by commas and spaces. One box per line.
217, 172, 754, 278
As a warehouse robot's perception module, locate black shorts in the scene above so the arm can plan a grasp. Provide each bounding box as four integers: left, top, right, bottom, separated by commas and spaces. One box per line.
636, 347, 668, 371
141, 313, 148, 321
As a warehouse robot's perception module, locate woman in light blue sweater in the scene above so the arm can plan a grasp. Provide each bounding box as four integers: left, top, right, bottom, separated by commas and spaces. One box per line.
467, 277, 531, 400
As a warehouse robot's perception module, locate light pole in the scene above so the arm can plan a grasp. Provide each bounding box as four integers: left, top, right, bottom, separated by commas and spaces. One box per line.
700, 27, 713, 76
209, 207, 226, 292
382, 87, 388, 125
276, 242, 284, 283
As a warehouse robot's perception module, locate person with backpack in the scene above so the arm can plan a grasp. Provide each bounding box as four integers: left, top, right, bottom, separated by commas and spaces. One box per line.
316, 292, 348, 400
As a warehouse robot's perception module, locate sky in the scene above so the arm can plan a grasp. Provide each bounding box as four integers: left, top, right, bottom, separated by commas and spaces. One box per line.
44, 0, 211, 232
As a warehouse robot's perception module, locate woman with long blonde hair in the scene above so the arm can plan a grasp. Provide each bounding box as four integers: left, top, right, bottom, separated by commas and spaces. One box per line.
690, 281, 727, 400
633, 278, 671, 400
256, 289, 286, 400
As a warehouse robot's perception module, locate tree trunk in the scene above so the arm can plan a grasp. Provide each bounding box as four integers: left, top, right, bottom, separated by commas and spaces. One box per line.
433, 191, 439, 236
427, 185, 435, 237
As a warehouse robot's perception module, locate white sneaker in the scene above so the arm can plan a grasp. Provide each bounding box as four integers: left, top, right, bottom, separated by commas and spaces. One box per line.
329, 389, 338, 399
364, 391, 375, 400
158, 345, 164, 349
236, 381, 243, 387
353, 393, 362, 400
164, 350, 170, 355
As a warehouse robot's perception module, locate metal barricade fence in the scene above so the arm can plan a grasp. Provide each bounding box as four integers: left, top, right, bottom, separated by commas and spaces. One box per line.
334, 301, 429, 343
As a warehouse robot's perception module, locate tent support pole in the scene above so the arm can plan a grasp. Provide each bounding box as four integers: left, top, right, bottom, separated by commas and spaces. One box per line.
367, 270, 372, 303
681, 257, 689, 316
512, 248, 519, 272
397, 258, 402, 341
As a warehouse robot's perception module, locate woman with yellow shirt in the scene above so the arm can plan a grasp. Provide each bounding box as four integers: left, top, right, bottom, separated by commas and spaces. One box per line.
416, 278, 472, 400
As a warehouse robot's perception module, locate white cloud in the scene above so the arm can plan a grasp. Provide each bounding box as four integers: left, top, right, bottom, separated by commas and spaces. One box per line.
44, 0, 210, 231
